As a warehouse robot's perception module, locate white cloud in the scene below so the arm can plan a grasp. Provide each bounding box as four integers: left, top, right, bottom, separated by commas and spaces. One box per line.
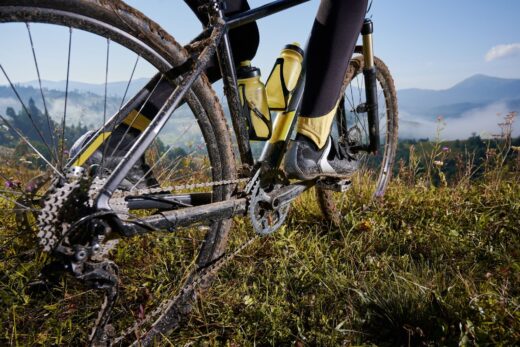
399, 102, 519, 140
485, 43, 520, 62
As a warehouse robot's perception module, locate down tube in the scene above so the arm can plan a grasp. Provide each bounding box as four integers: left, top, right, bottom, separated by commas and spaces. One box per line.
259, 73, 305, 170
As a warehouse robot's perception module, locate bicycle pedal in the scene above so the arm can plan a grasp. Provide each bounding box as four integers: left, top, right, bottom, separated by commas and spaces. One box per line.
316, 178, 352, 192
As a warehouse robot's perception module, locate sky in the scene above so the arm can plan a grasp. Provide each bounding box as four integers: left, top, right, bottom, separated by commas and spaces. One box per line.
1, 0, 520, 91
125, 0, 520, 90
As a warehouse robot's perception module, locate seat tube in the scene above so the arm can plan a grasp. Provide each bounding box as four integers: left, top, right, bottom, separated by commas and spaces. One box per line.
210, 1, 255, 169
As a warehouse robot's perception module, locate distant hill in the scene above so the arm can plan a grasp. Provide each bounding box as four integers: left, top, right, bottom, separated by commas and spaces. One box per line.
398, 74, 520, 119
18, 78, 149, 99
1, 74, 519, 141
0, 82, 204, 149
0, 85, 123, 128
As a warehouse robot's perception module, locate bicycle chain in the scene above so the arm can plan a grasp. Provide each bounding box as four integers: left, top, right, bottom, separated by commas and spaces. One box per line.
112, 234, 259, 344
102, 176, 257, 342
37, 174, 259, 344
37, 176, 250, 253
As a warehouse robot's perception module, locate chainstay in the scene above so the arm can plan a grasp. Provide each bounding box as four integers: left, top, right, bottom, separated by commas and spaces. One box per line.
108, 177, 250, 210
88, 176, 256, 342
39, 175, 256, 343
37, 176, 248, 254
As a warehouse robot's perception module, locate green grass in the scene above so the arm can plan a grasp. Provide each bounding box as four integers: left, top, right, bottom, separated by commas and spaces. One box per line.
1, 166, 519, 346
177, 176, 519, 346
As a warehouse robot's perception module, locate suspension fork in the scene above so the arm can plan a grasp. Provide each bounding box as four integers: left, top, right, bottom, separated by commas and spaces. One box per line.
361, 18, 379, 154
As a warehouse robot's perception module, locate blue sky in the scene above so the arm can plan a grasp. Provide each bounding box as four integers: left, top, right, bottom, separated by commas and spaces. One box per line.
126, 0, 520, 90
1, 0, 520, 90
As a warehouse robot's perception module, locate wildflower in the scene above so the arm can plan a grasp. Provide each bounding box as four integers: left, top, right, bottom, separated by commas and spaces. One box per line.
5, 179, 21, 189
433, 160, 444, 166
26, 182, 37, 192
442, 146, 450, 152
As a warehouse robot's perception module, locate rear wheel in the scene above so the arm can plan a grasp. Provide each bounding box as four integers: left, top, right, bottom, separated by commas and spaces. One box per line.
0, 0, 236, 345
316, 55, 398, 225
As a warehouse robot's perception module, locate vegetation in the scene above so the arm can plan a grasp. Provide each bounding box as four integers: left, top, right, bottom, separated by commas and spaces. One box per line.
1, 98, 88, 168
1, 114, 519, 346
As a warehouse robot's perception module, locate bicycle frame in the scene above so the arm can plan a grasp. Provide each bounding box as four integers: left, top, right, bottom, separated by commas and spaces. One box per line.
64, 0, 379, 236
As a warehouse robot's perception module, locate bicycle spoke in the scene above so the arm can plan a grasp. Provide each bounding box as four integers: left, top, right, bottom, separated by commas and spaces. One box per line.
100, 38, 111, 174
166, 163, 210, 184
0, 113, 65, 180
60, 27, 73, 168
0, 64, 57, 164
108, 75, 164, 159
0, 192, 40, 212
356, 72, 363, 107
26, 23, 58, 160
130, 124, 194, 189
155, 155, 186, 183
346, 84, 356, 112
119, 55, 140, 110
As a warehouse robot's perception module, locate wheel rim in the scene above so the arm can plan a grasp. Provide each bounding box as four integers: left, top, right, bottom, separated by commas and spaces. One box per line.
338, 61, 396, 200
318, 56, 398, 224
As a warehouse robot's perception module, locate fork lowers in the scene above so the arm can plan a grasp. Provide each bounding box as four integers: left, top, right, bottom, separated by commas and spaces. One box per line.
361, 18, 380, 154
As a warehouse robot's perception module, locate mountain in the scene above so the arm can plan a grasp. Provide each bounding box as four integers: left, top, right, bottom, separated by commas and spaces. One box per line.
0, 83, 204, 149
19, 78, 149, 98
398, 74, 520, 119
0, 85, 123, 128
1, 74, 519, 141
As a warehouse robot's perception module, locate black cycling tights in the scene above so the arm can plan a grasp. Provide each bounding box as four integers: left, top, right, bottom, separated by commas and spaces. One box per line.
300, 0, 368, 117
184, 0, 260, 83
186, 0, 368, 118
131, 0, 367, 131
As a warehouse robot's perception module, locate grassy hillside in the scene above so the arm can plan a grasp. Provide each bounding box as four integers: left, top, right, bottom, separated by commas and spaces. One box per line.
1, 141, 519, 346
187, 175, 519, 346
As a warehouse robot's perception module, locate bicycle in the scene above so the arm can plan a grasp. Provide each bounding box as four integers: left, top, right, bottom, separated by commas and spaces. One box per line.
0, 0, 398, 345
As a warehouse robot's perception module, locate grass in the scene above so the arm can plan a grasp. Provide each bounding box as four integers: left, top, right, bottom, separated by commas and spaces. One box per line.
177, 175, 519, 346
1, 147, 519, 346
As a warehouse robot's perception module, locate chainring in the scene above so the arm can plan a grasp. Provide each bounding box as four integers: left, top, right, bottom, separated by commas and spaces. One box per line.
248, 170, 290, 236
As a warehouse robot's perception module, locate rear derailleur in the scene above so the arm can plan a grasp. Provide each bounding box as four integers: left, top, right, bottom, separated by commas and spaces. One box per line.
33, 168, 121, 345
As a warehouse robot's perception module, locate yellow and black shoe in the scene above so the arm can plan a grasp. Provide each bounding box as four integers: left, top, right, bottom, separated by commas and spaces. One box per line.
284, 134, 358, 181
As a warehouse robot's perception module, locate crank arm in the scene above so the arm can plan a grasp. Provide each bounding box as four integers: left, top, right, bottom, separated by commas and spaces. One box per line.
268, 180, 315, 209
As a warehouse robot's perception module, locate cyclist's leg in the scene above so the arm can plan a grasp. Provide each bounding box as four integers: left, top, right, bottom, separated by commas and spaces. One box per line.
285, 0, 368, 180
185, 0, 260, 82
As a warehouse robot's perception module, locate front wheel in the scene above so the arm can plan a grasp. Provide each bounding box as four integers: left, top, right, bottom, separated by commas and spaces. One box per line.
316, 55, 399, 225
